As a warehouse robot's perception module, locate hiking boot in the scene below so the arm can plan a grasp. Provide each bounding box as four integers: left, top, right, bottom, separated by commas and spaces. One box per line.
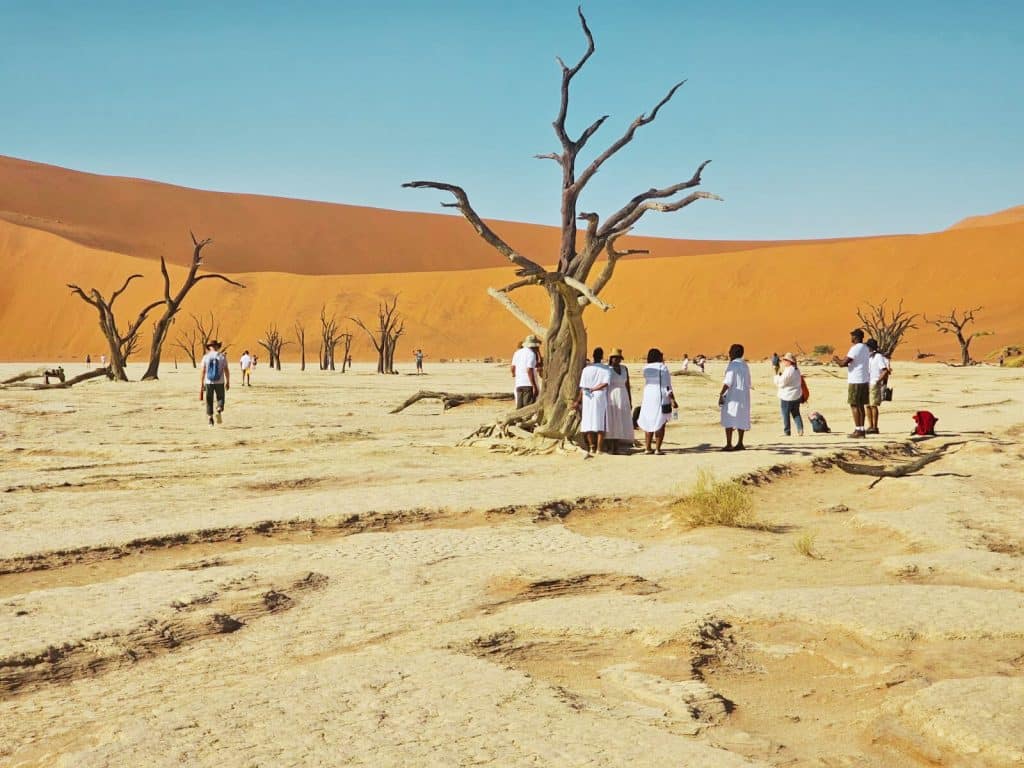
208, 418, 215, 427
866, 427, 879, 434
848, 431, 865, 438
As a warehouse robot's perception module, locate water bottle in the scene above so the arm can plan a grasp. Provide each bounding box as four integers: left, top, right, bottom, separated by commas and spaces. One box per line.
672, 408, 679, 421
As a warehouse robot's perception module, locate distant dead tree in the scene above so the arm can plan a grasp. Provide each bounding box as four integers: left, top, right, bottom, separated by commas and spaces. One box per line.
259, 324, 290, 370
319, 306, 342, 371
172, 311, 222, 367
141, 233, 244, 380
856, 300, 919, 358
404, 8, 718, 445
339, 329, 354, 372
927, 306, 992, 365
352, 295, 404, 374
295, 318, 307, 371
67, 274, 162, 381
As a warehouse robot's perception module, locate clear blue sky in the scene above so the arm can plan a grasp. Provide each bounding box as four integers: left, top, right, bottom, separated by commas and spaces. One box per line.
3, 1, 1022, 239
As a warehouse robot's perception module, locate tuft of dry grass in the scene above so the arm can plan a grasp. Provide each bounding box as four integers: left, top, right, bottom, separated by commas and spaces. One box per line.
793, 532, 823, 559
674, 469, 757, 528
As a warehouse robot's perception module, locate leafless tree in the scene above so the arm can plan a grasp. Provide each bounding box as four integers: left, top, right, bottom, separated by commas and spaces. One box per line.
351, 296, 404, 374
319, 306, 343, 371
171, 311, 223, 367
856, 300, 919, 358
404, 8, 718, 442
67, 275, 162, 381
339, 329, 354, 372
295, 318, 307, 371
258, 324, 290, 370
927, 306, 992, 365
141, 233, 244, 380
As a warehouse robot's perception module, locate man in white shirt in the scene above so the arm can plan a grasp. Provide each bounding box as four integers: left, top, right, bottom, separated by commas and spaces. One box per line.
511, 335, 540, 409
866, 338, 891, 434
833, 328, 871, 438
199, 340, 230, 426
239, 350, 252, 386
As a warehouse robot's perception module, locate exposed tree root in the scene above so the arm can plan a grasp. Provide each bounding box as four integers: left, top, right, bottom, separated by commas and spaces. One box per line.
390, 390, 514, 414
835, 441, 966, 489
459, 403, 584, 455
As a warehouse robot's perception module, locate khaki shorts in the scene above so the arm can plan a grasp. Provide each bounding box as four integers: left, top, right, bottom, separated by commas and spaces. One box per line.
869, 382, 884, 406
848, 383, 869, 406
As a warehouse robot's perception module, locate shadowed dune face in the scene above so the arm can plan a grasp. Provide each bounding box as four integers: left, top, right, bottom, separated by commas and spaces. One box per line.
0, 156, 1021, 363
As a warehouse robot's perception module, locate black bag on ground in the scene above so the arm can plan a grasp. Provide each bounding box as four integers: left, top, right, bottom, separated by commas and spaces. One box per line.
883, 386, 893, 402
809, 411, 831, 433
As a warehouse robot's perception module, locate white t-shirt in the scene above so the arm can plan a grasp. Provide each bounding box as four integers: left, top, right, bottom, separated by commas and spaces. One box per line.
846, 343, 870, 384
511, 347, 537, 389
240, 353, 252, 370
869, 353, 890, 384
201, 351, 227, 384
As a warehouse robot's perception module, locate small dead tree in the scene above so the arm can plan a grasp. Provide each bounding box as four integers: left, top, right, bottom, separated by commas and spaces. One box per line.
171, 320, 200, 368
141, 233, 244, 381
258, 324, 290, 370
67, 275, 162, 381
295, 319, 307, 371
319, 306, 341, 371
928, 306, 992, 365
171, 311, 222, 368
856, 300, 919, 358
352, 296, 404, 374
339, 330, 354, 372
405, 8, 719, 444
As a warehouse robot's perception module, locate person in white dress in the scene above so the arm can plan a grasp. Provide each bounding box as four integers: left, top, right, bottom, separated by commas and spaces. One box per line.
637, 348, 677, 455
572, 347, 612, 456
718, 343, 751, 451
605, 348, 634, 453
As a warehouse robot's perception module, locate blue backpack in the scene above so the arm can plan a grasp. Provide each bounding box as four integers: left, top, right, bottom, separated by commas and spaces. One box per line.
207, 354, 222, 381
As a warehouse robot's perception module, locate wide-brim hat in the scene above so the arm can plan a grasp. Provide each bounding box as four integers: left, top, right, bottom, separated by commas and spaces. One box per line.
782, 352, 797, 363
207, 340, 221, 349
523, 334, 541, 348
609, 348, 624, 358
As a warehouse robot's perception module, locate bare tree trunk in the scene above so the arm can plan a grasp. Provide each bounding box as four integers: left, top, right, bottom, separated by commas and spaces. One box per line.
340, 332, 353, 372
295, 320, 306, 371
928, 307, 990, 366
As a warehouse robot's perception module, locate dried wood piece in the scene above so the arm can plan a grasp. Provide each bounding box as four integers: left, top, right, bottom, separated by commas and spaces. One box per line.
390, 391, 514, 414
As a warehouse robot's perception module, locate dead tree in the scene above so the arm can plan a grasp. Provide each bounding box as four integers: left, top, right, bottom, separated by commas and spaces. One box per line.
140, 233, 244, 380
172, 320, 200, 368
319, 306, 341, 371
339, 330, 354, 372
2, 367, 114, 391
352, 296, 404, 374
172, 311, 221, 368
927, 306, 992, 365
258, 324, 290, 370
405, 8, 719, 444
856, 300, 918, 358
68, 275, 162, 381
295, 319, 307, 371
390, 390, 514, 413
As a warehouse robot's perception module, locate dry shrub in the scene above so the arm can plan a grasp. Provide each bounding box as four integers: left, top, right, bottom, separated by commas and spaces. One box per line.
794, 532, 822, 559
674, 469, 757, 528
1004, 356, 1024, 369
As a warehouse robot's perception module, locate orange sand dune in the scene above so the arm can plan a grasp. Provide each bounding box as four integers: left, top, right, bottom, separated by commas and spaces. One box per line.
948, 205, 1024, 230
0, 155, 851, 276
2, 213, 1020, 365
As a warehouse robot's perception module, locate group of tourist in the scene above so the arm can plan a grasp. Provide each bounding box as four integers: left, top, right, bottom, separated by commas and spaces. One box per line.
511, 327, 895, 455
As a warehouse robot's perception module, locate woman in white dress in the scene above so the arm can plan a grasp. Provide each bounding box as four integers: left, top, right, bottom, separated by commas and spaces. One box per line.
637, 348, 678, 455
718, 343, 752, 451
605, 348, 634, 454
572, 347, 611, 456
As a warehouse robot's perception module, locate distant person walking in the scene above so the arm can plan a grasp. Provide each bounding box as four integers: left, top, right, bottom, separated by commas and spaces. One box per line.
833, 329, 870, 438
200, 340, 229, 426
774, 352, 804, 436
414, 348, 425, 374
85, 354, 91, 369
681, 354, 690, 374
239, 349, 253, 386
719, 343, 751, 451
605, 348, 634, 453
637, 348, 676, 455
573, 347, 612, 457
866, 339, 890, 434
771, 352, 781, 375
511, 335, 540, 409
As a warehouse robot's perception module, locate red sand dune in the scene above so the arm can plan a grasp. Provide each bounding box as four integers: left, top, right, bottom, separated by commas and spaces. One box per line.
948, 205, 1024, 230
0, 157, 1021, 365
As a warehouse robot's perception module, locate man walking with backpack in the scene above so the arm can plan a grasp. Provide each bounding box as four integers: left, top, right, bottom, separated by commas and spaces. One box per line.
200, 340, 230, 426
833, 328, 870, 438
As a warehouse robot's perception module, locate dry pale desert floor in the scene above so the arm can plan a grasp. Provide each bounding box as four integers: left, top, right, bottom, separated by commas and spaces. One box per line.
1, 359, 1023, 767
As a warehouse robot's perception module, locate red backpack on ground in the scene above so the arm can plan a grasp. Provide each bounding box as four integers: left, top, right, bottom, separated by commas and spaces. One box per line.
912, 410, 938, 436
799, 374, 810, 404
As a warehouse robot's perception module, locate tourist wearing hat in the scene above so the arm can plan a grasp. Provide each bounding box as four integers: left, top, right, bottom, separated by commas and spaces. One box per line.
511, 335, 540, 409
199, 339, 230, 427
866, 338, 890, 434
773, 352, 804, 436
605, 348, 634, 453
